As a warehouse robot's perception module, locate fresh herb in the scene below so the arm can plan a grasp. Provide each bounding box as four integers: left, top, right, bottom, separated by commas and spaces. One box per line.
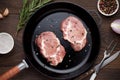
17, 0, 52, 32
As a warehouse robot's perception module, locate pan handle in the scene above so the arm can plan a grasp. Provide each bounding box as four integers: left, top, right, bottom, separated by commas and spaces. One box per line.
0, 60, 29, 80
88, 10, 102, 26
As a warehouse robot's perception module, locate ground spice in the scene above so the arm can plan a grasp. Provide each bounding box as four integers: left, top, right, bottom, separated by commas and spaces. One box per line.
99, 0, 117, 14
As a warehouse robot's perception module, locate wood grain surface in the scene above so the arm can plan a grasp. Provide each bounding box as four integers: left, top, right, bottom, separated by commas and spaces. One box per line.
0, 0, 120, 80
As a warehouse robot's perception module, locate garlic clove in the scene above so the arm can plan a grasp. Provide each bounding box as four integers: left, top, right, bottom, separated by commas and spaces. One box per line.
0, 13, 3, 19
3, 8, 9, 17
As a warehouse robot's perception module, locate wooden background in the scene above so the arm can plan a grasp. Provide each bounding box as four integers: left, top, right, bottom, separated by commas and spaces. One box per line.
0, 0, 120, 80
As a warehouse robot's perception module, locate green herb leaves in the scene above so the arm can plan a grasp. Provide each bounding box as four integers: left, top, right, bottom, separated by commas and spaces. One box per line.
17, 0, 52, 32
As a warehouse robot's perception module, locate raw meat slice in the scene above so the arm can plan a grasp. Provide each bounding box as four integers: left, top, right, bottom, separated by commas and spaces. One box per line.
61, 16, 87, 51
36, 31, 66, 66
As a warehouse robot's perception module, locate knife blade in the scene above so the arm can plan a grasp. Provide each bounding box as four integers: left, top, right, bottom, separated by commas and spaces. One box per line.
74, 50, 120, 80
100, 50, 120, 69
90, 50, 120, 80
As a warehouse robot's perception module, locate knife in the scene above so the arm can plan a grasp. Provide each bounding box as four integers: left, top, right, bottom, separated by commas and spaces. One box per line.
74, 50, 120, 80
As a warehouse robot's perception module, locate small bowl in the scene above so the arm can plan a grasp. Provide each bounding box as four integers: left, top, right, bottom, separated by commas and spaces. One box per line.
0, 32, 14, 54
97, 0, 119, 16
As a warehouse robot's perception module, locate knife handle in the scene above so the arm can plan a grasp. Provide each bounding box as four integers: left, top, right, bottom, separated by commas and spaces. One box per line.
74, 69, 94, 80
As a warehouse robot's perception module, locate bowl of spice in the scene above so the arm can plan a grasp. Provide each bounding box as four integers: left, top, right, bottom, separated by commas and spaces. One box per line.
97, 0, 119, 16
0, 32, 14, 54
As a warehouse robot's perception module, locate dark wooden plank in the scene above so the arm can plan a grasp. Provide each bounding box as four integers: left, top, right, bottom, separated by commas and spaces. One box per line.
0, 0, 22, 14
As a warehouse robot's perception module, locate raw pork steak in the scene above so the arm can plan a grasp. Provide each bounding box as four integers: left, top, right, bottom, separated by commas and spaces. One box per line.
36, 31, 66, 66
61, 16, 87, 51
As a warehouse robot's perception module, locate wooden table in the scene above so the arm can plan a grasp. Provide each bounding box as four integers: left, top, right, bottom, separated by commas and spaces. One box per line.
0, 0, 120, 80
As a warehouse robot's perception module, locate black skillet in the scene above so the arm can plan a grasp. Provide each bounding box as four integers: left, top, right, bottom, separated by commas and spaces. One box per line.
23, 2, 100, 80
0, 2, 100, 80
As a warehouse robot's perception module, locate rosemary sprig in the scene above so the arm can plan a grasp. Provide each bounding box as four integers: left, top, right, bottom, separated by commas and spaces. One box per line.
17, 0, 52, 32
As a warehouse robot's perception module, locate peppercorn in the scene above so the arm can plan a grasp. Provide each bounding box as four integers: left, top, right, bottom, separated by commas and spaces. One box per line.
99, 0, 117, 14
